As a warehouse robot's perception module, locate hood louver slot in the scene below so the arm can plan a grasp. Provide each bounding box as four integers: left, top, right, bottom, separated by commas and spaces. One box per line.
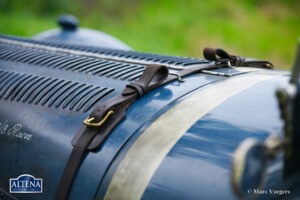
0, 44, 145, 81
0, 70, 114, 112
0, 34, 209, 67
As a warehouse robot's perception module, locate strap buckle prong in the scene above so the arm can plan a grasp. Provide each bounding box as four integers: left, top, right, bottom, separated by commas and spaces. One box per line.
83, 110, 114, 127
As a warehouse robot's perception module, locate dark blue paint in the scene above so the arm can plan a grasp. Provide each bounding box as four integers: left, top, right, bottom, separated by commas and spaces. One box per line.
241, 143, 267, 196
1, 48, 294, 199
0, 60, 233, 199
34, 28, 132, 50
34, 14, 131, 50
140, 76, 288, 200
70, 74, 223, 200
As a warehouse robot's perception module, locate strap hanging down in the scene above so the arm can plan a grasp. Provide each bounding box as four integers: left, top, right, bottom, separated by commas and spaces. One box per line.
54, 64, 168, 200
55, 48, 274, 200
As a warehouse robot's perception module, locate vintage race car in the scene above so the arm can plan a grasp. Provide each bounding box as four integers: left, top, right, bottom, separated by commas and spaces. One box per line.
0, 15, 299, 200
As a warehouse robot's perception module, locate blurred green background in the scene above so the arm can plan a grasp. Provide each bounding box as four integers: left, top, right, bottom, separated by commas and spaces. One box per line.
0, 0, 299, 69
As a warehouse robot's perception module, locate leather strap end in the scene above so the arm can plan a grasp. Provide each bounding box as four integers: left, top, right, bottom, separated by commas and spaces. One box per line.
203, 47, 235, 61
203, 47, 218, 61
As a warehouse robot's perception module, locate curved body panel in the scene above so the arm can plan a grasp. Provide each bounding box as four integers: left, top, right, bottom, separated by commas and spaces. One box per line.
34, 28, 132, 50
0, 35, 294, 199
99, 72, 288, 200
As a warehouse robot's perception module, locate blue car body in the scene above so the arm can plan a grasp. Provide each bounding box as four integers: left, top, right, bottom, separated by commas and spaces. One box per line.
0, 23, 298, 200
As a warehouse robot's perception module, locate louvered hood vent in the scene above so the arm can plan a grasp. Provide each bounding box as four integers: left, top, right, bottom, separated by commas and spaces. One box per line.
0, 70, 114, 112
0, 34, 208, 67
0, 34, 210, 113
0, 44, 145, 81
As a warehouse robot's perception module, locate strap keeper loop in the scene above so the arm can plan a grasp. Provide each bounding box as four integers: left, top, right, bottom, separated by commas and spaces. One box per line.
126, 81, 148, 97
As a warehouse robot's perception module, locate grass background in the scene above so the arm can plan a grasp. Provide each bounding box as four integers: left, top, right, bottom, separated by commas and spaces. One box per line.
0, 0, 299, 69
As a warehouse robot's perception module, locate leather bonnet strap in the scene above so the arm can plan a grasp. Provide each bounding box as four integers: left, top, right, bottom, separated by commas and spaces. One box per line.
55, 48, 274, 200
203, 47, 273, 69
55, 64, 168, 200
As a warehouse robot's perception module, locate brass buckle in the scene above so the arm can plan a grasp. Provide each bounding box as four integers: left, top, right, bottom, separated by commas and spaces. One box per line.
83, 110, 114, 127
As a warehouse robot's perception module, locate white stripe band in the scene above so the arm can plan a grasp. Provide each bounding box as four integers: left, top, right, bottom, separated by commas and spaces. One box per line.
104, 74, 275, 200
